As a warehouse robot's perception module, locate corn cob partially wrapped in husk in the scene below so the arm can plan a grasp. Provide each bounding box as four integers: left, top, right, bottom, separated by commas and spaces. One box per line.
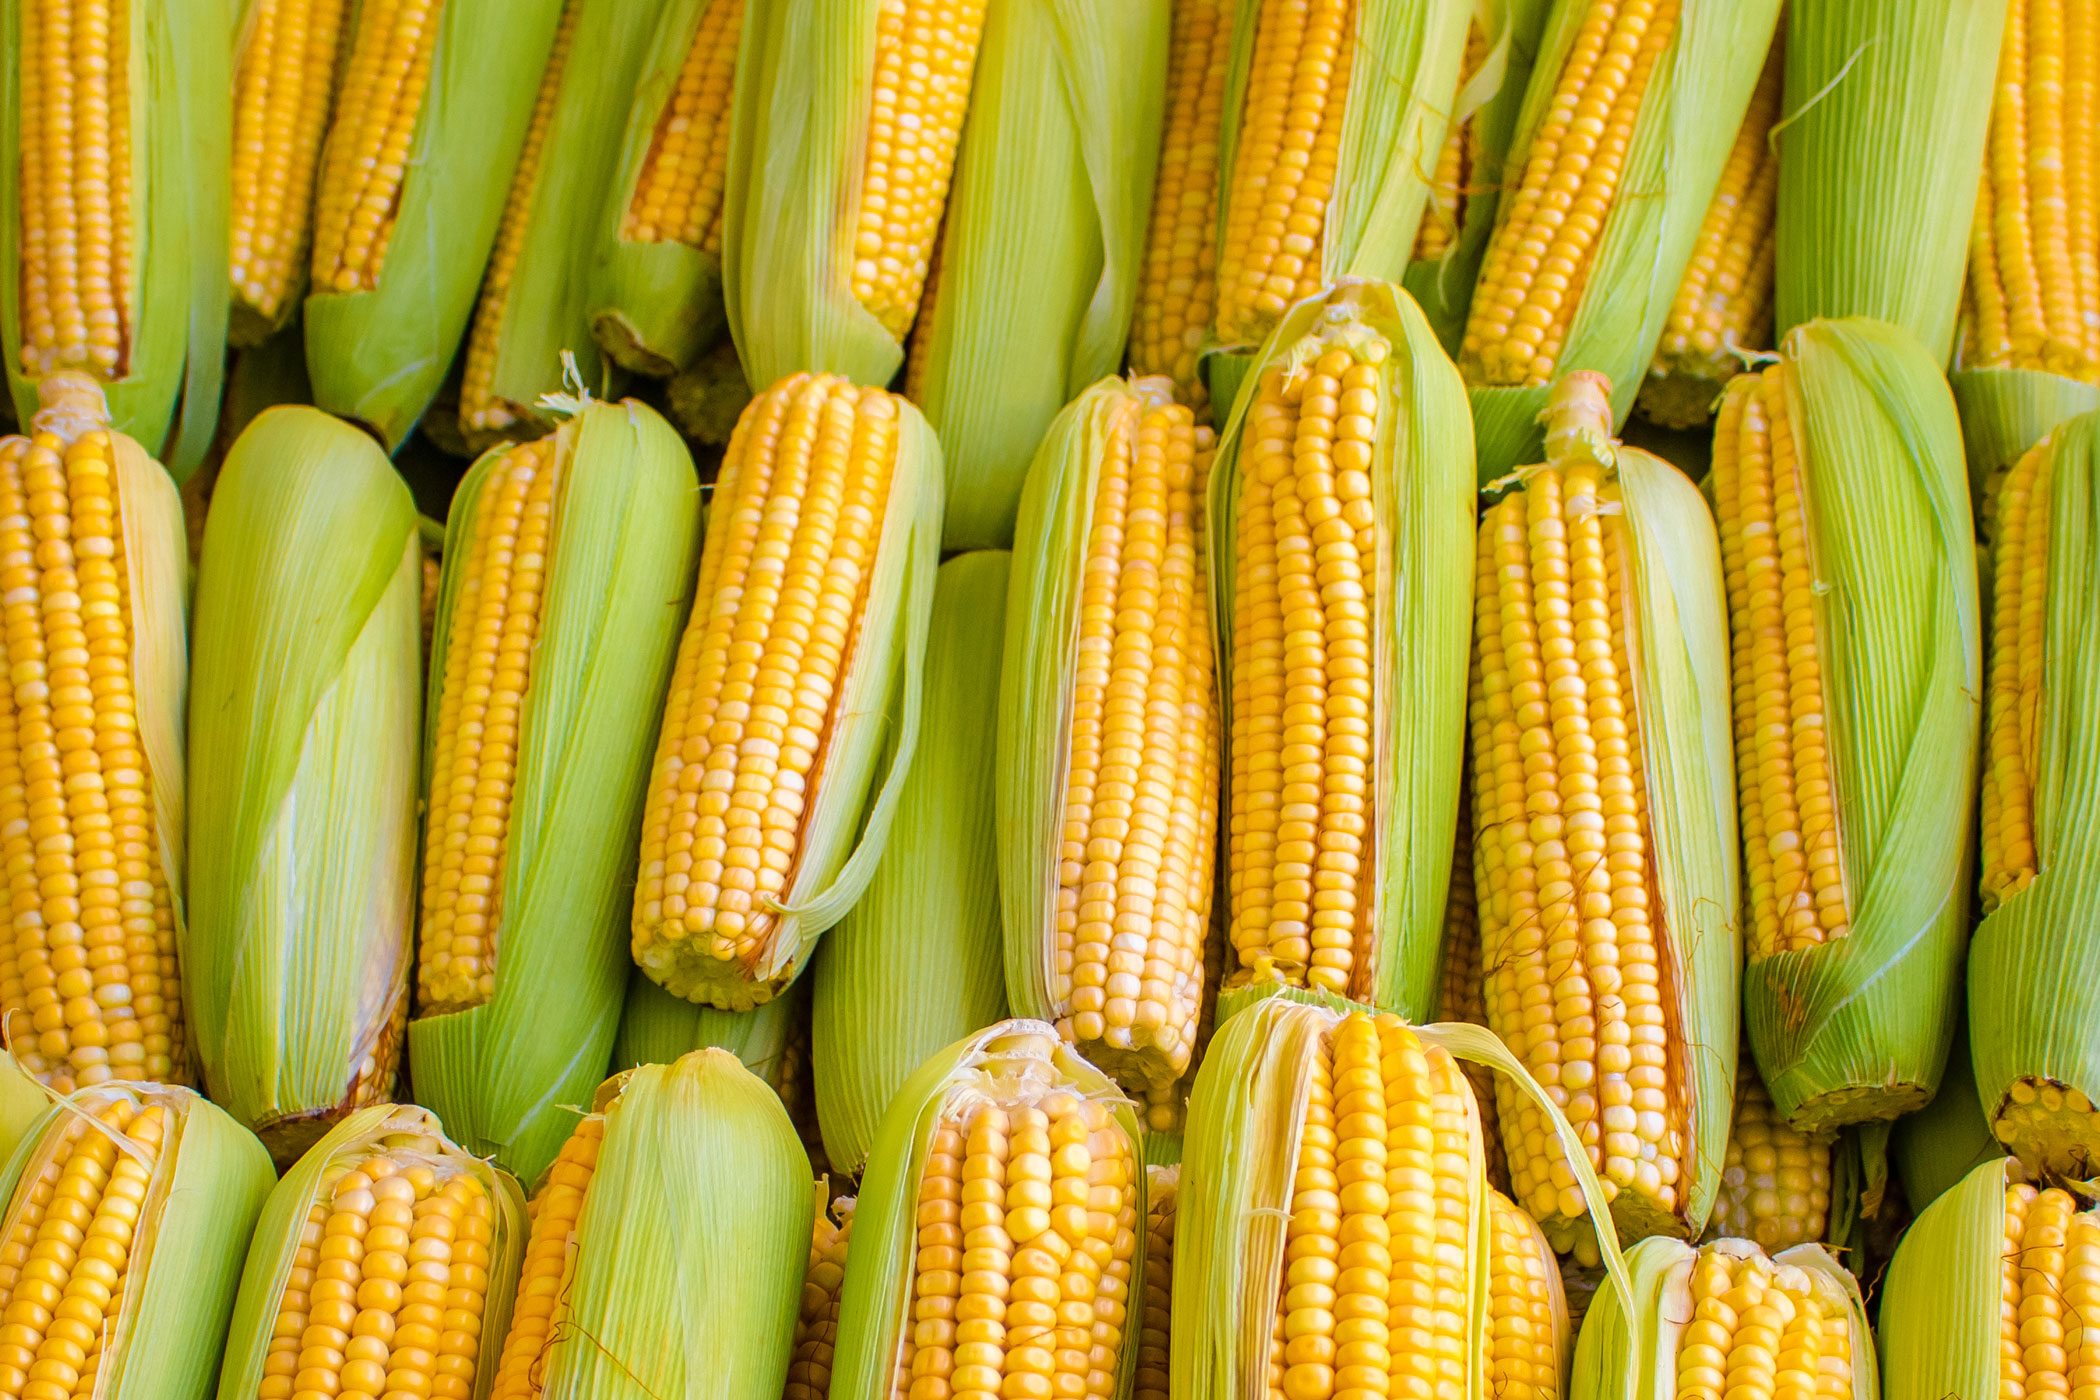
185, 406, 421, 1162
1208, 280, 1475, 1019
903, 0, 1167, 550
0, 1082, 275, 1400
454, 1, 672, 450
0, 0, 230, 477
1891, 1014, 2002, 1217
214, 1103, 529, 1400
723, 0, 991, 391
1712, 320, 1979, 1129
408, 398, 700, 1183
302, 0, 568, 449
1469, 371, 1739, 1247
1457, 0, 1785, 475
485, 1050, 814, 1400
631, 373, 943, 1011
813, 551, 1010, 1174
1968, 411, 2100, 1180
828, 1020, 1146, 1400
1569, 1235, 1874, 1400
1171, 992, 1608, 1400
1199, 0, 1473, 414
1000, 377, 1218, 1130
784, 1188, 855, 1400
1773, 0, 2007, 365
0, 375, 187, 1094
1880, 1157, 2100, 1400
587, 0, 743, 379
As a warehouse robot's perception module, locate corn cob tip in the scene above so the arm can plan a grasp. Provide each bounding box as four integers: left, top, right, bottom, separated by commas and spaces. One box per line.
1539, 372, 1618, 466
1991, 1076, 2100, 1178
30, 371, 115, 440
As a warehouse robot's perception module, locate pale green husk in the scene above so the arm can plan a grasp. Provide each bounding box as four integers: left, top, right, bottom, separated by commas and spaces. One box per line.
1206, 282, 1474, 1020
1968, 410, 2100, 1177
0, 0, 230, 477
1735, 320, 1980, 1130
1199, 0, 1473, 415
215, 1104, 528, 1400
1892, 1014, 2001, 1216
1950, 369, 2100, 521
633, 396, 946, 1008
1569, 1237, 1874, 1400
185, 406, 421, 1158
0, 1084, 274, 1400
1465, 0, 1785, 476
909, 0, 1167, 550
304, 0, 568, 449
1171, 992, 1634, 1400
537, 1052, 814, 1400
1879, 1157, 2021, 1400
615, 967, 802, 1084
831, 1021, 1145, 1400
409, 400, 701, 1184
0, 1054, 43, 1161
587, 0, 737, 377
1773, 0, 2009, 367
814, 551, 1011, 1174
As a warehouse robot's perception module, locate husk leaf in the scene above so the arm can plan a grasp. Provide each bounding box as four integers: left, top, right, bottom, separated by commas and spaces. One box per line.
614, 968, 799, 1082
1950, 368, 2100, 520
1877, 1157, 2013, 1400
814, 550, 1011, 1174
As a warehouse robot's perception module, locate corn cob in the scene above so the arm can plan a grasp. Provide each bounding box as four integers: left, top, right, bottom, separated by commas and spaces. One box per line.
1128, 0, 1231, 406
1637, 35, 1781, 430
488, 1051, 814, 1400
1436, 794, 1508, 1192
1773, 0, 2008, 368
1710, 320, 1979, 1129
1, 0, 230, 476
1705, 1058, 1834, 1254
1569, 1235, 1874, 1400
0, 1082, 275, 1400
185, 405, 421, 1162
407, 399, 700, 1183
1000, 378, 1218, 1126
1956, 0, 2100, 522
302, 0, 568, 449
812, 551, 1010, 1174
827, 1020, 1145, 1400
1209, 281, 1474, 1018
631, 372, 943, 1010
724, 0, 992, 390
214, 1103, 530, 1400
1488, 1189, 1571, 1400
0, 375, 186, 1095
1134, 1165, 1176, 1400
1880, 1158, 2100, 1400
1968, 412, 2100, 1180
588, 0, 744, 378
1469, 371, 1738, 1246
1456, 0, 1784, 475
785, 1191, 855, 1400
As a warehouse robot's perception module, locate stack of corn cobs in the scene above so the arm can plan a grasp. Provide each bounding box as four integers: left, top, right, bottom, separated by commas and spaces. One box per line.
0, 0, 2094, 1395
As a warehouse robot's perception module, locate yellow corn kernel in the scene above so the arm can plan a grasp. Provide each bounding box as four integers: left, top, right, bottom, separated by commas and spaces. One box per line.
310, 0, 446, 295
622, 0, 743, 255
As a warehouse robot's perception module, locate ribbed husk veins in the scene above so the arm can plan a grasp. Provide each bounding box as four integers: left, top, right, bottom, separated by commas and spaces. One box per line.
185, 406, 421, 1164
408, 399, 700, 1185
1727, 320, 1980, 1131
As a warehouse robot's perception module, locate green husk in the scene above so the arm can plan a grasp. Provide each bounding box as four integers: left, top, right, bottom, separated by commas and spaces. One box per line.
813, 551, 1011, 1174
1772, 0, 2009, 367
1892, 1014, 2001, 1216
1878, 1157, 2024, 1400
1171, 993, 1634, 1400
303, 0, 568, 449
1568, 1237, 1874, 1400
1206, 281, 1474, 1020
831, 1021, 1145, 1400
907, 0, 1168, 550
0, 1053, 41, 1160
533, 1052, 815, 1400
615, 967, 800, 1081
632, 388, 946, 1009
185, 406, 421, 1163
1463, 0, 1785, 476
587, 0, 739, 377
214, 1103, 528, 1400
1198, 0, 1473, 412
1733, 320, 1980, 1130
0, 0, 230, 478
1951, 371, 2100, 523
1968, 410, 2100, 1179
0, 1084, 274, 1400
408, 399, 701, 1183
457, 0, 665, 447
1401, 0, 1559, 353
